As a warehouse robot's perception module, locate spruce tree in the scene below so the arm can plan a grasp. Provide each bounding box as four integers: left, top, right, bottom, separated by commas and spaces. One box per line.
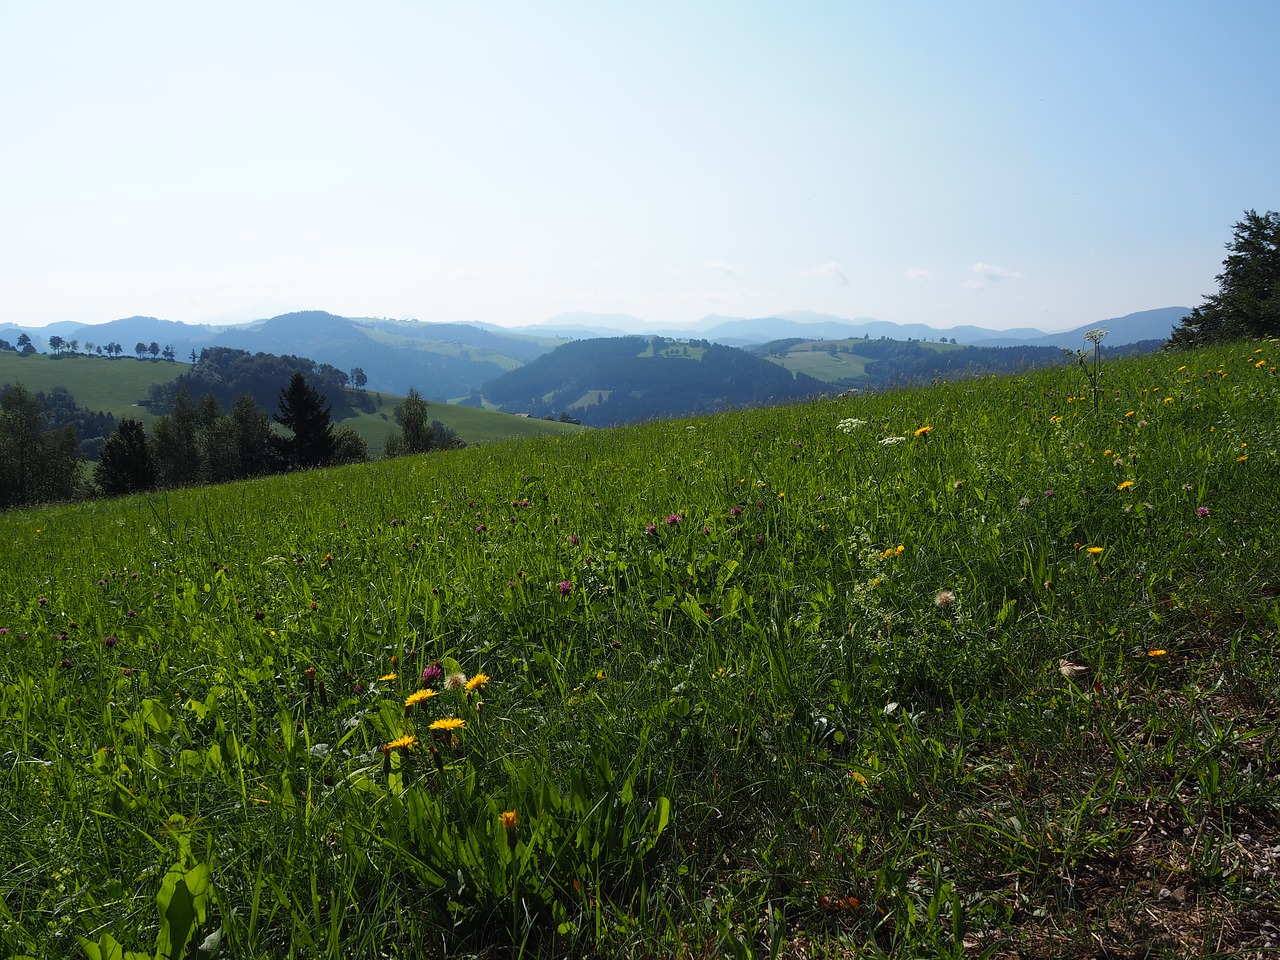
273, 372, 335, 469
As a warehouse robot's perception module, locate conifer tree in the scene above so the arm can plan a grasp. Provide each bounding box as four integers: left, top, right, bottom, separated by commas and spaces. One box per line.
273, 372, 335, 469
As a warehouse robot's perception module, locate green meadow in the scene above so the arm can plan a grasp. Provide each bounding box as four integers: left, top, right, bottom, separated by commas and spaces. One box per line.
1, 344, 1277, 958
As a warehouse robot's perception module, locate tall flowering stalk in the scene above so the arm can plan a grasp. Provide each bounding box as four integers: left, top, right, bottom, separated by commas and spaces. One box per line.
1077, 329, 1108, 417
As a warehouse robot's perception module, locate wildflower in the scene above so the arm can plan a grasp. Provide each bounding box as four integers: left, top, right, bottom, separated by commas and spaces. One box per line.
558, 580, 573, 595
429, 717, 465, 732
1086, 546, 1104, 555
446, 672, 468, 690
878, 436, 905, 445
934, 589, 955, 607
1237, 455, 1248, 463
645, 523, 658, 536
465, 672, 490, 693
422, 663, 443, 685
1196, 506, 1210, 517
1083, 328, 1108, 344
1044, 489, 1054, 497
103, 635, 118, 648
665, 514, 681, 524
569, 535, 579, 545
502, 809, 518, 831
1147, 649, 1168, 658
378, 672, 398, 682
405, 689, 437, 708
1117, 480, 1134, 491
913, 425, 932, 437
386, 734, 418, 750
729, 506, 741, 517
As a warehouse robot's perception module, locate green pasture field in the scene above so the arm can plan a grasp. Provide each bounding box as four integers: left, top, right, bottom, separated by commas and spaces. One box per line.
0, 353, 186, 426
768, 348, 870, 382
1, 343, 1277, 958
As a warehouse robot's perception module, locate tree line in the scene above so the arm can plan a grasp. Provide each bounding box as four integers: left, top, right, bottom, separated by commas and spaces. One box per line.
1, 371, 462, 511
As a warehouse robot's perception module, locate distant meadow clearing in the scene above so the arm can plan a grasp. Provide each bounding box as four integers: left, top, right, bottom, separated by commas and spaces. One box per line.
1, 343, 1278, 958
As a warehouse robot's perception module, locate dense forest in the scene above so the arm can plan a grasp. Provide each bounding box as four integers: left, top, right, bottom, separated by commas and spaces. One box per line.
146, 346, 370, 417
482, 336, 824, 425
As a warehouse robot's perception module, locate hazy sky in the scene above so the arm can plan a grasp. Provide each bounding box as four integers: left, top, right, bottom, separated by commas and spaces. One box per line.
3, 2, 1277, 332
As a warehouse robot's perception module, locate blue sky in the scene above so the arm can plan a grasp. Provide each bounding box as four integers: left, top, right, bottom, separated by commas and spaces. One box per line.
2, 1, 1276, 332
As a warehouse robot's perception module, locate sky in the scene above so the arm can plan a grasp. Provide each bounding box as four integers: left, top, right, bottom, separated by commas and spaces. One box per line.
2, 2, 1277, 334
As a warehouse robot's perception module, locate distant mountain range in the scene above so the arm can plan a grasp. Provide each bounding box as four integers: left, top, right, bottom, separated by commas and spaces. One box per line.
1, 306, 1190, 401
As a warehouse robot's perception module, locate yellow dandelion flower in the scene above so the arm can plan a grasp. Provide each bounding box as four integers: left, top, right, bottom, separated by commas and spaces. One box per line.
465, 672, 490, 693
914, 425, 932, 437
1237, 455, 1248, 462
1116, 480, 1134, 491
501, 809, 518, 831
1086, 546, 1104, 555
405, 689, 438, 707
378, 672, 398, 682
429, 717, 465, 732
1147, 649, 1167, 657
386, 734, 418, 750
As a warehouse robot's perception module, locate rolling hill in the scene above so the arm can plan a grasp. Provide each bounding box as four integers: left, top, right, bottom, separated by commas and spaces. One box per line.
0, 351, 580, 454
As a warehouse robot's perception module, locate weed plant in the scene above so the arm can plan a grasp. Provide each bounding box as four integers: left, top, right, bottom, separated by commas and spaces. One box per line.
1, 343, 1277, 958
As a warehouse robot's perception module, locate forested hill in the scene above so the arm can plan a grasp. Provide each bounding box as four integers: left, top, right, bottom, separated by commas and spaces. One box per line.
481, 336, 824, 425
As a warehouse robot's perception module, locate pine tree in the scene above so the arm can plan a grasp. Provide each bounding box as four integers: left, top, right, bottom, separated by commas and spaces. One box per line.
273, 373, 335, 469
1169, 209, 1280, 347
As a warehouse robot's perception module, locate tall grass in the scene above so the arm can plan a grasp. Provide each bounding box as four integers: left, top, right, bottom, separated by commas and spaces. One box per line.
1, 343, 1277, 958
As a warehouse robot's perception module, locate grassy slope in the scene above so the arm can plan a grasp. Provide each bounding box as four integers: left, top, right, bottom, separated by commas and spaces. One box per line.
0, 352, 580, 448
1, 343, 1277, 958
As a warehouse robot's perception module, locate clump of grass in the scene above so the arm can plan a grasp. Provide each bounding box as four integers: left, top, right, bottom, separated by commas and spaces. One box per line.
0, 342, 1277, 957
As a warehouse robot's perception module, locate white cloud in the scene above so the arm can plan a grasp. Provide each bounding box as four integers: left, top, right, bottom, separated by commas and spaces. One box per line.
798, 262, 850, 286
703, 260, 738, 275
960, 279, 984, 291
971, 262, 1019, 281
904, 267, 932, 280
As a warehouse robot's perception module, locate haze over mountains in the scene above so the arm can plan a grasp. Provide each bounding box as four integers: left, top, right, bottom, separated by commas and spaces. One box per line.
1, 306, 1190, 402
